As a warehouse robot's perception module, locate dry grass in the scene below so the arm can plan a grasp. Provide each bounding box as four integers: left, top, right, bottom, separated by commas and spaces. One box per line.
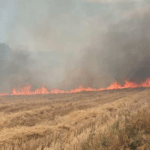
82, 105, 150, 150
0, 88, 149, 150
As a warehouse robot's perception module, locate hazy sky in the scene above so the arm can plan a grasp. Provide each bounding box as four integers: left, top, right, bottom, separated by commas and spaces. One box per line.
0, 0, 148, 51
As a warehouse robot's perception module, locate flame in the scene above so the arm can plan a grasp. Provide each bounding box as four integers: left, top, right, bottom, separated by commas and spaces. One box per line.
0, 78, 150, 96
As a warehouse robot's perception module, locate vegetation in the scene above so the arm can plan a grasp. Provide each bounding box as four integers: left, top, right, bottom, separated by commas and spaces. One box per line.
82, 107, 150, 150
0, 88, 149, 150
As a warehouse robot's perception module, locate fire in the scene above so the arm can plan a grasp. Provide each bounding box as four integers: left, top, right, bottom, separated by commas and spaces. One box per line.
0, 78, 150, 96
11, 85, 49, 95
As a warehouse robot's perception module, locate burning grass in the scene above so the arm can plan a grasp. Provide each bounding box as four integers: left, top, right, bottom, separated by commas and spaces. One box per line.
1, 78, 150, 96
0, 88, 149, 150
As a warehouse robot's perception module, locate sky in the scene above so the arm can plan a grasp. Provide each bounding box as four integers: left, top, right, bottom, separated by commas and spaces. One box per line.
0, 0, 150, 92
0, 0, 148, 51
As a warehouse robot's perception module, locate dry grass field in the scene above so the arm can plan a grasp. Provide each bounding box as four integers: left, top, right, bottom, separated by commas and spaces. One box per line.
0, 88, 150, 150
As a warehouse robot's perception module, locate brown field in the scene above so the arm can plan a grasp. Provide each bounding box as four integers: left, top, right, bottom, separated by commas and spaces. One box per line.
0, 88, 150, 150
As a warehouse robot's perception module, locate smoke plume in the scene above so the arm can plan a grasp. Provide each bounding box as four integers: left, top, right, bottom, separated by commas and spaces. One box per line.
1, 0, 150, 92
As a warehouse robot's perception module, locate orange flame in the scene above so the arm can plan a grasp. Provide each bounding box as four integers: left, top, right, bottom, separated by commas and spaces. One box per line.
0, 78, 150, 96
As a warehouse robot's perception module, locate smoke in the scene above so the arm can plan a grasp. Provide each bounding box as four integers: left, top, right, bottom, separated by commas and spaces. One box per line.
1, 0, 150, 92
0, 44, 69, 92
60, 5, 150, 89
0, 44, 36, 92
90, 11, 150, 85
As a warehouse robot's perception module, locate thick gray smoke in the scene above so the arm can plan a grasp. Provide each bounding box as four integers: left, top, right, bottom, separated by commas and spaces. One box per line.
0, 44, 67, 92
60, 11, 150, 89
1, 0, 150, 92
0, 44, 36, 92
